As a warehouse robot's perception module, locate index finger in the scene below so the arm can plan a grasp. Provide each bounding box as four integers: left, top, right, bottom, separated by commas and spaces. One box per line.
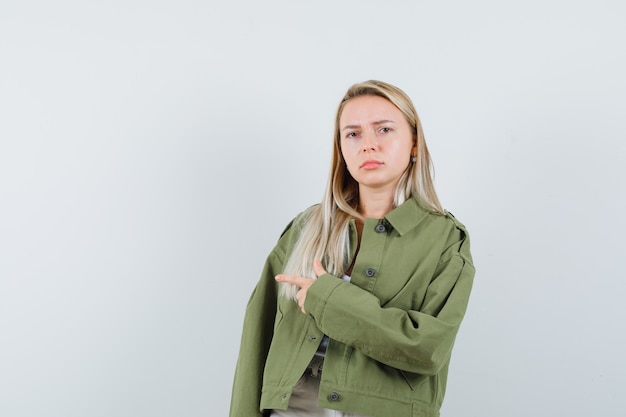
275, 274, 310, 287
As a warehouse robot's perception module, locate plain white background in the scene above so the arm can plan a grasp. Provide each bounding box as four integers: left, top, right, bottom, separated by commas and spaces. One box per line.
1, 1, 625, 416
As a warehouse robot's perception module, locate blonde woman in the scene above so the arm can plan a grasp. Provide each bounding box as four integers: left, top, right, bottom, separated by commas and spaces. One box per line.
230, 80, 475, 417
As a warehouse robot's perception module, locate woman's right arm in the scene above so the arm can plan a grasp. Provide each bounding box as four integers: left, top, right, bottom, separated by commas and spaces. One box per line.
229, 219, 297, 417
229, 253, 281, 417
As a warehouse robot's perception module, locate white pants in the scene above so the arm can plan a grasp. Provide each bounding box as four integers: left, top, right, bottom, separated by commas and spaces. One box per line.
270, 374, 370, 417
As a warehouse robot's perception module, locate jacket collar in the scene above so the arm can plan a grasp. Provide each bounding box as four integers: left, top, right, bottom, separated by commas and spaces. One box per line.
384, 197, 433, 236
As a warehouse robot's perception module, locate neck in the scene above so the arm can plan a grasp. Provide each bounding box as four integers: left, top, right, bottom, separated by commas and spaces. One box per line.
358, 188, 394, 219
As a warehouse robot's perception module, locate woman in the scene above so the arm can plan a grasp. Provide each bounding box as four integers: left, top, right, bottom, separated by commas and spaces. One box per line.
230, 80, 475, 417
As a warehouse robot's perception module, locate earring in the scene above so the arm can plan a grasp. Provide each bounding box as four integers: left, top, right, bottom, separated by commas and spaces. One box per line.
411, 156, 417, 163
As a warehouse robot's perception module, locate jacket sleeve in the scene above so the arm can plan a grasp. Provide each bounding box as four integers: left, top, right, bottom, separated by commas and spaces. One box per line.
303, 223, 475, 376
229, 220, 296, 417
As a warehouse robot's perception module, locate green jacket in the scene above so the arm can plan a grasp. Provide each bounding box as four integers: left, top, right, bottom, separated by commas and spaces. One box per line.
230, 197, 475, 417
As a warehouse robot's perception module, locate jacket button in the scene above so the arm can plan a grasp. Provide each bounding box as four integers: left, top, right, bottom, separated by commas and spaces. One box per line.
365, 268, 376, 277
328, 392, 340, 401
375, 223, 386, 233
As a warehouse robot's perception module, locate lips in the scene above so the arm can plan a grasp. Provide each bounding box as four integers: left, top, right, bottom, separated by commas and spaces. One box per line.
360, 159, 383, 170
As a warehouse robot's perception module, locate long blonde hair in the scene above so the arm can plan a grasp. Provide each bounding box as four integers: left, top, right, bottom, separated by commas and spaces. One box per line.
281, 80, 443, 300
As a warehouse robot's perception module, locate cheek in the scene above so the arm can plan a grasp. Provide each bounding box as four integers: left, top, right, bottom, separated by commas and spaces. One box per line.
340, 147, 359, 174
346, 140, 366, 156
397, 141, 414, 159
340, 142, 356, 160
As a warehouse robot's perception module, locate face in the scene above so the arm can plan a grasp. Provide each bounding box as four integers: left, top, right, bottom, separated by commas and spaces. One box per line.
339, 95, 415, 193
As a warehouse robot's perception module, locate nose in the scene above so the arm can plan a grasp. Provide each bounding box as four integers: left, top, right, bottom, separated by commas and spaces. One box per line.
361, 130, 378, 152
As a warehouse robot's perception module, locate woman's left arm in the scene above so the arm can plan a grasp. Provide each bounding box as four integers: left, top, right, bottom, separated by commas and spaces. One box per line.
301, 228, 475, 376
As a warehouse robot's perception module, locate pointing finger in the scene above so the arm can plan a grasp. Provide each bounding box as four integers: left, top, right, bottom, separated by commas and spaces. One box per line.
275, 274, 310, 287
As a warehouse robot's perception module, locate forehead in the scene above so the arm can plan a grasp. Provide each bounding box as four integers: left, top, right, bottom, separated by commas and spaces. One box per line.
339, 95, 403, 125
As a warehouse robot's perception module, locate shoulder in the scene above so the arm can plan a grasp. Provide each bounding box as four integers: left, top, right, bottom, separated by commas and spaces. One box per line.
411, 196, 469, 236
406, 200, 472, 263
442, 210, 470, 236
392, 197, 470, 238
438, 210, 473, 264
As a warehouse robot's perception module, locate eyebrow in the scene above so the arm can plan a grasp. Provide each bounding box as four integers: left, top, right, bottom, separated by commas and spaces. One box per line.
341, 120, 396, 131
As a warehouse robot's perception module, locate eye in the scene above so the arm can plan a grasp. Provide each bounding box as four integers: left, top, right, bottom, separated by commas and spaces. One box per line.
345, 131, 358, 139
379, 127, 392, 134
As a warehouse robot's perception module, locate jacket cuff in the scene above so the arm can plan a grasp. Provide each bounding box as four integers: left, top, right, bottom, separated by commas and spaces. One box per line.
305, 273, 343, 323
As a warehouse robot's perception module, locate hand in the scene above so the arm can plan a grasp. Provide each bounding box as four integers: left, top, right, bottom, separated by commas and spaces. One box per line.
275, 259, 327, 314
